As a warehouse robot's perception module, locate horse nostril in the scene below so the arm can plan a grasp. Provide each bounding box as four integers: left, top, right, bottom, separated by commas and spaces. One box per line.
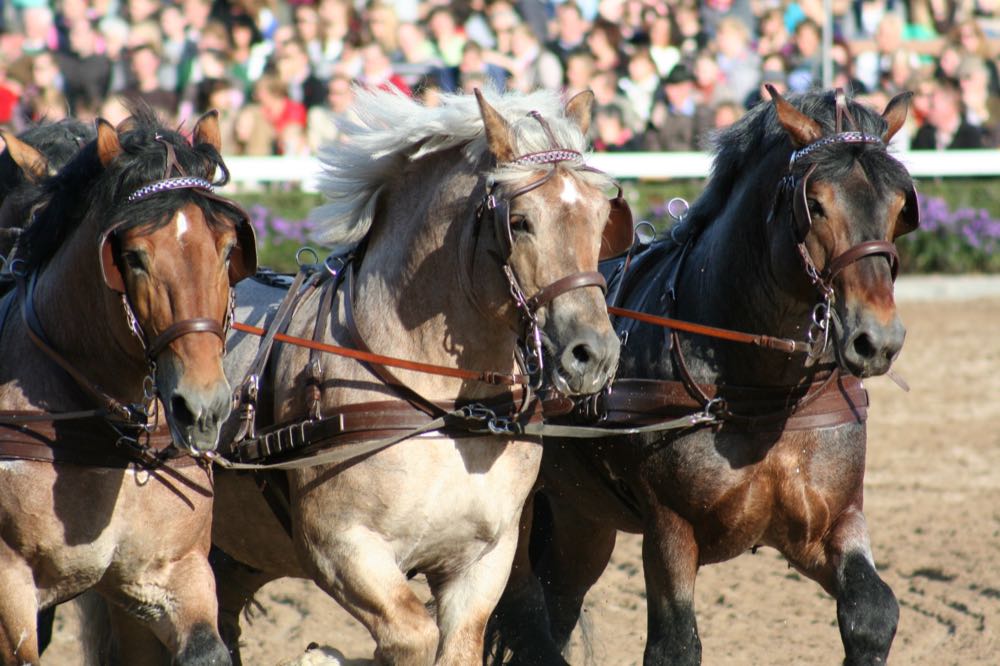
170, 394, 196, 426
852, 331, 877, 360
571, 342, 593, 366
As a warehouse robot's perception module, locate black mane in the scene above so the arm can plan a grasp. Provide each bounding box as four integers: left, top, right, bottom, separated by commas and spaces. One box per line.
17, 104, 233, 273
0, 119, 94, 200
686, 89, 914, 232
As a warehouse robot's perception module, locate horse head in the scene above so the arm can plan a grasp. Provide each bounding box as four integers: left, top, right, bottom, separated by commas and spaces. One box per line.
476, 90, 621, 395
766, 86, 917, 378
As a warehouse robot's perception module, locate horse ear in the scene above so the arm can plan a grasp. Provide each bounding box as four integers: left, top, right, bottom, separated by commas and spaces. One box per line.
565, 89, 595, 136
767, 84, 823, 148
96, 118, 123, 167
881, 91, 913, 143
475, 88, 515, 163
0, 130, 48, 182
192, 109, 222, 152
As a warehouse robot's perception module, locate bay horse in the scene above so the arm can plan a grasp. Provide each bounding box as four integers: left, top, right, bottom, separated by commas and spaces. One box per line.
0, 107, 256, 665
210, 87, 624, 664
488, 87, 920, 665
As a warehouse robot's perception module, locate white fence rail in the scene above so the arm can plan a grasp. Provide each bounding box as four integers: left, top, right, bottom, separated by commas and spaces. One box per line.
220, 150, 1000, 192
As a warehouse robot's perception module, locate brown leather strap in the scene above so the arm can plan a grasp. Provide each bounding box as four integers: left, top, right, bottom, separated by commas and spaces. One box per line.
526, 271, 607, 311
0, 420, 200, 468
145, 317, 224, 359
594, 373, 867, 432
607, 305, 811, 354
821, 240, 899, 283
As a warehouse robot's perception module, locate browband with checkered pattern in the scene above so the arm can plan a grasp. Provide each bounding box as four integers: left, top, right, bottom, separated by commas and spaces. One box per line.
126, 176, 215, 203
512, 150, 584, 166
789, 132, 883, 168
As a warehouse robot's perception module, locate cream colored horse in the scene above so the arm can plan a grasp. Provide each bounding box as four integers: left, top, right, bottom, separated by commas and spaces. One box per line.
212, 88, 622, 664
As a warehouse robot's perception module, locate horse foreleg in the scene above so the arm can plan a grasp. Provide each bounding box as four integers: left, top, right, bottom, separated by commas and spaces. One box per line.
642, 510, 700, 666
209, 546, 277, 666
305, 534, 438, 666
486, 494, 568, 666
429, 523, 524, 666
533, 492, 618, 653
109, 551, 230, 666
794, 507, 898, 666
0, 558, 40, 666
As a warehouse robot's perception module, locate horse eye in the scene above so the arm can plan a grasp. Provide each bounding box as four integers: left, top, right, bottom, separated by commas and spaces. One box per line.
807, 198, 824, 219
122, 251, 147, 272
509, 214, 531, 234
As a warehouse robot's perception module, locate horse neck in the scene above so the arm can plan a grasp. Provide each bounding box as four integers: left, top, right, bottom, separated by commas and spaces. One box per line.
28, 215, 149, 403
675, 175, 824, 386
352, 152, 519, 400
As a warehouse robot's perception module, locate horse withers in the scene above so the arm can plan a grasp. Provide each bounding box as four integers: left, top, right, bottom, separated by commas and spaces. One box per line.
210, 87, 622, 664
0, 107, 255, 665
489, 87, 919, 665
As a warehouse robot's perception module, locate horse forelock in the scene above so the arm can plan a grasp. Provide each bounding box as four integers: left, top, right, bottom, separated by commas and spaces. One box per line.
16, 104, 231, 273
688, 90, 913, 231
309, 87, 599, 248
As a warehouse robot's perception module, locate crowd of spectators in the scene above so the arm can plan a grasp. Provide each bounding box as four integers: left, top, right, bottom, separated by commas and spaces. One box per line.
0, 0, 998, 156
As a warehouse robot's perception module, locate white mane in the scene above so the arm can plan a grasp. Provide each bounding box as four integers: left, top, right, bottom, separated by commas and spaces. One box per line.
308, 87, 607, 248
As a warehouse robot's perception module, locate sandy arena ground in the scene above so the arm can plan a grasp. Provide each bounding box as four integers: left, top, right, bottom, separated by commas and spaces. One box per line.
45, 285, 1000, 665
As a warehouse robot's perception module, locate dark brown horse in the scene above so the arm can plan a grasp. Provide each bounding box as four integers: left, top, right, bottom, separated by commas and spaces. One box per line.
0, 109, 254, 665
488, 88, 919, 665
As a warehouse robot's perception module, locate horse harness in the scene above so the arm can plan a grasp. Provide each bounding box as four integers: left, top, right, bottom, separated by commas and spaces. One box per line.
0, 138, 258, 468
571, 93, 919, 434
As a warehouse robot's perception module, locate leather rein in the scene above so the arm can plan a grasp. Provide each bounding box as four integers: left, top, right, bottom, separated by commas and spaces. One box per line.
0, 140, 243, 467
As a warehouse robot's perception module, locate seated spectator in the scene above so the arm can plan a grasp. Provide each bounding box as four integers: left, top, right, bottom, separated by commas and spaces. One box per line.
713, 99, 744, 129
356, 40, 412, 96
55, 18, 111, 116
911, 77, 986, 149
249, 72, 307, 155
957, 56, 1000, 147
193, 77, 242, 153
548, 1, 590, 68
0, 60, 21, 125
591, 69, 641, 133
17, 51, 69, 124
444, 40, 508, 94
713, 16, 760, 105
505, 23, 562, 94
393, 21, 443, 90
647, 12, 681, 79
755, 8, 789, 57
275, 37, 327, 109
586, 18, 626, 76
643, 63, 715, 151
692, 49, 725, 107
619, 47, 660, 126
786, 17, 822, 92
426, 6, 466, 69
563, 50, 597, 100
307, 71, 356, 152
122, 43, 178, 122
855, 13, 920, 93
950, 19, 1000, 97
593, 102, 642, 151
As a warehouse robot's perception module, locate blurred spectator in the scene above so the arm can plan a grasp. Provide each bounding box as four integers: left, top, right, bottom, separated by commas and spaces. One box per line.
194, 76, 242, 150
504, 22, 561, 94
307, 71, 355, 152
713, 17, 760, 104
0, 61, 20, 125
253, 71, 307, 154
591, 68, 641, 133
949, 19, 1000, 96
315, 0, 355, 73
911, 77, 986, 149
692, 48, 724, 107
957, 55, 1000, 145
593, 102, 641, 151
586, 18, 625, 76
123, 43, 178, 122
643, 63, 714, 151
855, 13, 920, 93
647, 11, 681, 79
55, 18, 111, 115
275, 37, 326, 109
229, 14, 269, 93
548, 1, 590, 68
356, 40, 411, 96
756, 7, 789, 57
17, 51, 69, 124
449, 40, 507, 93
366, 2, 401, 58
563, 50, 597, 100
745, 60, 789, 109
712, 99, 744, 129
393, 21, 442, 89
787, 17, 822, 92
426, 6, 466, 68
619, 47, 659, 125
673, 2, 708, 60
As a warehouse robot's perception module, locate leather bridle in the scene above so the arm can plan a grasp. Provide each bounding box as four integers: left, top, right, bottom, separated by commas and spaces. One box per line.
767, 96, 918, 358
468, 111, 633, 386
